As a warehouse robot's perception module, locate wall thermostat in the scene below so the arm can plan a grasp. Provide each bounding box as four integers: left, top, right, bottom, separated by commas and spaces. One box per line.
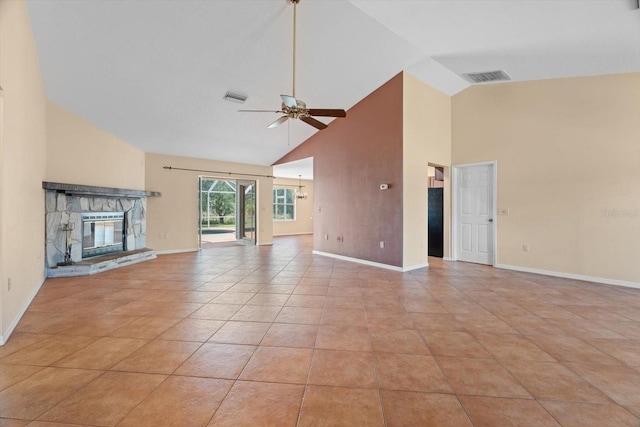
380, 184, 389, 190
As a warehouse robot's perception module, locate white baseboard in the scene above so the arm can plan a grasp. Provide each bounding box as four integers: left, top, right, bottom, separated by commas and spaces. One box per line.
257, 242, 274, 246
443, 257, 453, 261
312, 251, 428, 272
156, 248, 199, 255
404, 262, 430, 272
1, 276, 46, 346
495, 263, 640, 289
273, 232, 313, 237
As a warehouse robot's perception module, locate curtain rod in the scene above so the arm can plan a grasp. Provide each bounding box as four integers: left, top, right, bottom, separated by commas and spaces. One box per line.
163, 166, 274, 179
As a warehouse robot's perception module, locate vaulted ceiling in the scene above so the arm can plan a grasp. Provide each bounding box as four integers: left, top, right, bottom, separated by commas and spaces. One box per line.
27, 0, 640, 172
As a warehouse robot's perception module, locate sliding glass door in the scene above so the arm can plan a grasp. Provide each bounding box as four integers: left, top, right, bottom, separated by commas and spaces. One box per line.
236, 180, 256, 245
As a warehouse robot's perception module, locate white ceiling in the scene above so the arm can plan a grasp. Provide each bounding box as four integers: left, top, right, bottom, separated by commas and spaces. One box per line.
27, 0, 640, 171
273, 157, 314, 180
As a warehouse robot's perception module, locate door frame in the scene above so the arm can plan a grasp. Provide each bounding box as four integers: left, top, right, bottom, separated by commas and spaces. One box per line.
451, 160, 497, 265
198, 175, 238, 250
236, 179, 257, 245
198, 176, 203, 249
198, 176, 246, 248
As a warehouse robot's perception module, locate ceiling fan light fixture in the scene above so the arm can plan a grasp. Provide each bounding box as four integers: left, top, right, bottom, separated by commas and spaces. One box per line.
295, 174, 308, 199
223, 91, 248, 103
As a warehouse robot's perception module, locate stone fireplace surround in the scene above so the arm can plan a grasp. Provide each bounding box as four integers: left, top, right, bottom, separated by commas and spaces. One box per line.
43, 182, 161, 277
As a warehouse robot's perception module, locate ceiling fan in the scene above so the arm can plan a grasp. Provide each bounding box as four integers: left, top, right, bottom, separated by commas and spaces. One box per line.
238, 0, 346, 130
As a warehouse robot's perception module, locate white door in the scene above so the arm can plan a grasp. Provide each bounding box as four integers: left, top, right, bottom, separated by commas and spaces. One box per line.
454, 163, 495, 265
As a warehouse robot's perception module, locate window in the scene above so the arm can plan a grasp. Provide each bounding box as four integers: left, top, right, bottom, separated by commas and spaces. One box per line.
273, 188, 295, 220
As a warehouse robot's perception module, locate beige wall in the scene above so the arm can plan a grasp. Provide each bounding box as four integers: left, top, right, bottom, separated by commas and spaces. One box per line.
403, 72, 452, 268
0, 0, 48, 340
145, 153, 274, 252
272, 178, 313, 236
452, 72, 640, 284
46, 102, 145, 190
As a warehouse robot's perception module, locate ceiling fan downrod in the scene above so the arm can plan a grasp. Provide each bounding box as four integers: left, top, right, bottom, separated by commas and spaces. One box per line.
290, 0, 299, 98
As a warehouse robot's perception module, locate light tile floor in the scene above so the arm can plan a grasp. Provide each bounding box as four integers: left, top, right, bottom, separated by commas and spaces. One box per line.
1, 235, 640, 426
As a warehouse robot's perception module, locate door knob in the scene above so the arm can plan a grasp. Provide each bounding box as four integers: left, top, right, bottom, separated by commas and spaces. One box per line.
488, 218, 494, 222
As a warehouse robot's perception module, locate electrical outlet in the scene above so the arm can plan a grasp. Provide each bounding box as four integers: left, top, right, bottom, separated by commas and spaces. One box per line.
523, 244, 530, 252
380, 241, 385, 248
7, 278, 12, 292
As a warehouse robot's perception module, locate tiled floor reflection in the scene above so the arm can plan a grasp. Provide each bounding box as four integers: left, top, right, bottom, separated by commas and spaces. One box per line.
1, 235, 640, 426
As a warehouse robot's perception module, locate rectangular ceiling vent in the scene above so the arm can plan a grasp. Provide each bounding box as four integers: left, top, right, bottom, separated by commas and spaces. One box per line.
223, 91, 248, 103
462, 70, 512, 84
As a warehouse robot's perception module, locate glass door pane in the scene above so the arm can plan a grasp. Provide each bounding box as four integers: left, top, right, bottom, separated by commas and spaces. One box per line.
236, 180, 256, 244
200, 177, 238, 247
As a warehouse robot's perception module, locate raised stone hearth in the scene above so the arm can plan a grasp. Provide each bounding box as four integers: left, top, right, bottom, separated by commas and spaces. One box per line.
47, 248, 157, 277
43, 182, 161, 277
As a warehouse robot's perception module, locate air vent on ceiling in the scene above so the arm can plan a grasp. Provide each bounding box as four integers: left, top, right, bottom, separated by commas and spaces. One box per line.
223, 91, 248, 103
462, 70, 512, 84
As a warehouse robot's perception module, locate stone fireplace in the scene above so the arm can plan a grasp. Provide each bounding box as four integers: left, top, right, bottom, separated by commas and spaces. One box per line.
43, 182, 161, 277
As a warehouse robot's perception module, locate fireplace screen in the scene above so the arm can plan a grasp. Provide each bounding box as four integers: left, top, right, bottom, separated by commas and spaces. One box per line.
81, 212, 125, 258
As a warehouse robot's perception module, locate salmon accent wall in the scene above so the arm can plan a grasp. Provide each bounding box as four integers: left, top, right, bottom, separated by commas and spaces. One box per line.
275, 73, 404, 267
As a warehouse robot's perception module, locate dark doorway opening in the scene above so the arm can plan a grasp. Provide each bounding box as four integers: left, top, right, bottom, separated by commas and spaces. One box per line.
428, 166, 444, 258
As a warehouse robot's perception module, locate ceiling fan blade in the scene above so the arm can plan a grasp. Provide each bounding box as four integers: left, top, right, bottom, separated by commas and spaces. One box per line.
307, 109, 347, 118
238, 110, 282, 113
300, 116, 328, 130
268, 116, 289, 129
281, 95, 297, 109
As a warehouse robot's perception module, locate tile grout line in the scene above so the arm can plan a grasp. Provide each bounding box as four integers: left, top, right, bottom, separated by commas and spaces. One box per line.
7, 237, 640, 425
362, 283, 389, 427
413, 300, 476, 426
294, 263, 326, 427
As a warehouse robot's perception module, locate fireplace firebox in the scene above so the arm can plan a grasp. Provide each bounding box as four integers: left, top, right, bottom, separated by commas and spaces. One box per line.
81, 212, 125, 258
